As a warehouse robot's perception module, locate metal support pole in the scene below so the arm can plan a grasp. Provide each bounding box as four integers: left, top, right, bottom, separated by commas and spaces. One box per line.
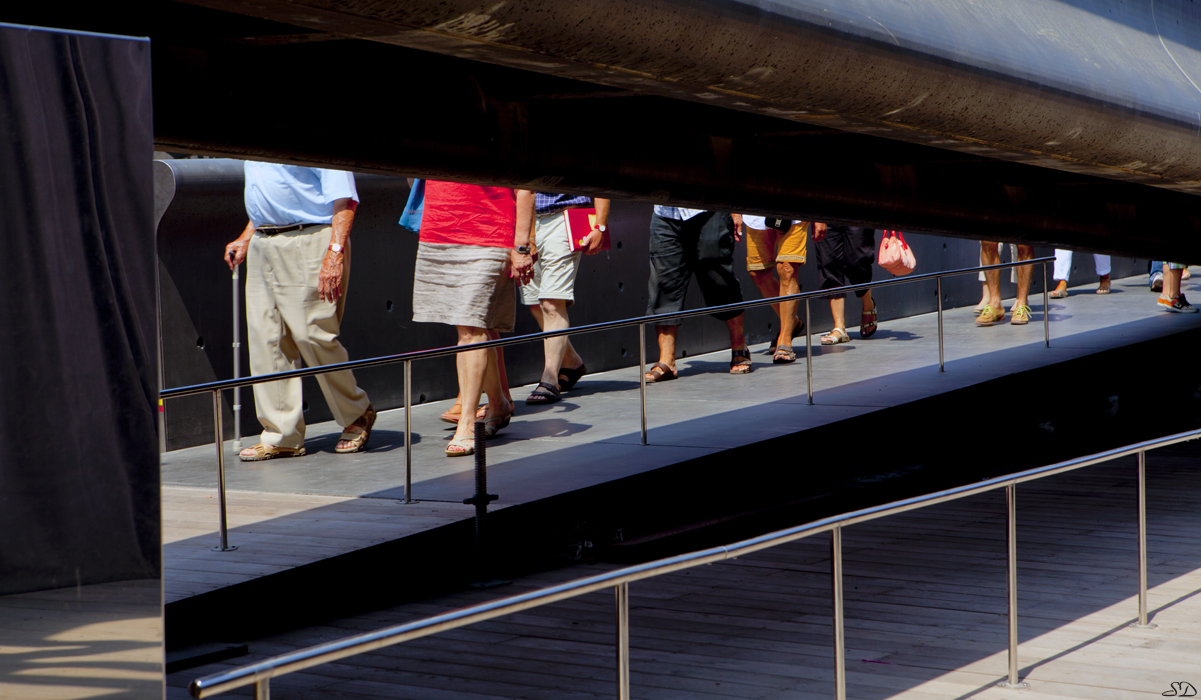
1133, 449, 1156, 628
638, 323, 648, 446
254, 678, 269, 700
615, 582, 630, 700
998, 483, 1026, 688
232, 265, 242, 449
936, 276, 944, 372
212, 390, 236, 552
1042, 261, 1050, 348
404, 360, 413, 503
831, 526, 846, 700
805, 298, 813, 405
465, 421, 505, 588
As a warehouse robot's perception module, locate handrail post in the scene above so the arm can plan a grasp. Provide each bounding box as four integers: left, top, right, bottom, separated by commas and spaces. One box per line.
254, 678, 269, 700
1133, 449, 1156, 628
805, 298, 813, 405
1042, 261, 1050, 348
638, 323, 648, 446
831, 525, 846, 700
212, 389, 236, 552
936, 275, 944, 372
232, 264, 242, 450
998, 483, 1025, 688
615, 582, 630, 700
404, 360, 413, 503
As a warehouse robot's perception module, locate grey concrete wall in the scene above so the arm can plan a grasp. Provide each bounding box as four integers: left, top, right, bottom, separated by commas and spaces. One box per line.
156, 159, 1149, 449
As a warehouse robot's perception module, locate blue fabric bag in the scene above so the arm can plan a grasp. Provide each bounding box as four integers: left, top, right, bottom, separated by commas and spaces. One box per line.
398, 179, 424, 233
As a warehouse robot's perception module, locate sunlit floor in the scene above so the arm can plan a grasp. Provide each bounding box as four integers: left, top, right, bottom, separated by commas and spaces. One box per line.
0, 580, 162, 700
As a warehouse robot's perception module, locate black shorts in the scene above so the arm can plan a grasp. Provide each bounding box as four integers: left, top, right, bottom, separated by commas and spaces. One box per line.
646, 212, 744, 324
815, 226, 876, 298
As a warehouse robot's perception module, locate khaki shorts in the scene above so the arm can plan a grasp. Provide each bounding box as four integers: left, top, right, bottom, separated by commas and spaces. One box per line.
746, 221, 808, 270
520, 211, 583, 306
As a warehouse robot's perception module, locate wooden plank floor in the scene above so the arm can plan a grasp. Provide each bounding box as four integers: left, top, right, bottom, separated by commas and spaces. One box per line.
168, 449, 1201, 699
0, 580, 162, 700
163, 487, 475, 603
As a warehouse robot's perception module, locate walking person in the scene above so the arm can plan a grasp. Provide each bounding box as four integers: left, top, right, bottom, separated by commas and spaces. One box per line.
742, 215, 808, 363
977, 241, 1035, 326
518, 190, 610, 404
412, 181, 534, 456
814, 223, 878, 345
643, 206, 751, 381
224, 162, 375, 461
1050, 249, 1111, 297
1157, 263, 1197, 313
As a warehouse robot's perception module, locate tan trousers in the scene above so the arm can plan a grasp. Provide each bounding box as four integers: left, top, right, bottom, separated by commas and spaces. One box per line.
245, 225, 370, 449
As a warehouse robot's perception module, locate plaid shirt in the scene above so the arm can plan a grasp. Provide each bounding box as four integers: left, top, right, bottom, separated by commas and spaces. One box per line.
535, 192, 591, 215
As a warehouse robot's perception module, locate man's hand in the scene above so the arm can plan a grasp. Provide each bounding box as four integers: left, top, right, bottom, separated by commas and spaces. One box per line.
318, 251, 345, 303
225, 220, 255, 270
509, 249, 534, 285
583, 229, 605, 255
731, 213, 744, 243
813, 222, 828, 242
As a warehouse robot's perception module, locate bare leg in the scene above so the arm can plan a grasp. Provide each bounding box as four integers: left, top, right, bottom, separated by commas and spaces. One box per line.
454, 326, 509, 444
1014, 245, 1034, 307
776, 261, 801, 346
980, 242, 1002, 308
655, 325, 678, 371
830, 296, 846, 333
536, 299, 574, 387
487, 329, 513, 405
726, 314, 747, 351
1163, 267, 1183, 300
861, 289, 875, 314
529, 303, 584, 370
749, 269, 782, 320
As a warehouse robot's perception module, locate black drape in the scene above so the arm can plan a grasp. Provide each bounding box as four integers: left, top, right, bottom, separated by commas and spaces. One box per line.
0, 24, 159, 594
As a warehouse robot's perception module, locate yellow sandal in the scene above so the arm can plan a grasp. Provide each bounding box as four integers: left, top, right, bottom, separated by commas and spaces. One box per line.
336, 404, 376, 454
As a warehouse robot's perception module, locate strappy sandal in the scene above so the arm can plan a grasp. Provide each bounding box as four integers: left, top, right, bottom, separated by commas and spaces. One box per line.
773, 345, 796, 364
860, 306, 878, 338
1096, 275, 1111, 294
445, 436, 475, 457
768, 318, 805, 354
730, 348, 754, 374
645, 362, 677, 382
557, 365, 587, 392
820, 328, 850, 345
526, 381, 561, 405
238, 443, 306, 462
484, 401, 514, 438
335, 404, 376, 454
440, 403, 488, 424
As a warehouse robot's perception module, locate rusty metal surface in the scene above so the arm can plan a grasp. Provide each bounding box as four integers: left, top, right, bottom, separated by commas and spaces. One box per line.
168, 0, 1201, 193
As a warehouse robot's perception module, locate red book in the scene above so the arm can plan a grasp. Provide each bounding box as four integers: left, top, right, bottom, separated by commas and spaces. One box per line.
564, 208, 611, 252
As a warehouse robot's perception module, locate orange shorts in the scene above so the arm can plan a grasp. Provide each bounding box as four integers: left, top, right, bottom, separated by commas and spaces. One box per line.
746, 222, 809, 271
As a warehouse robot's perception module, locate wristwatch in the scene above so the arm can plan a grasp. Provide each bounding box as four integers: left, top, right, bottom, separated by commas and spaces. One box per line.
592, 225, 608, 233
515, 245, 532, 255
328, 243, 344, 253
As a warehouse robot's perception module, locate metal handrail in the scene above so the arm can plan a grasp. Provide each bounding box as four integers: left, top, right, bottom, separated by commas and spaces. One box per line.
165, 256, 1054, 549
161, 257, 1052, 399
191, 426, 1201, 698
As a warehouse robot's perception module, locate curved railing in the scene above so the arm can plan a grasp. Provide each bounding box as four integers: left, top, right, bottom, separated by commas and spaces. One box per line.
162, 258, 1053, 551
189, 426, 1201, 699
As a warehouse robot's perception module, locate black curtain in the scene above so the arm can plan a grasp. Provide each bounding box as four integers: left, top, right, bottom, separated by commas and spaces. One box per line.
0, 24, 159, 594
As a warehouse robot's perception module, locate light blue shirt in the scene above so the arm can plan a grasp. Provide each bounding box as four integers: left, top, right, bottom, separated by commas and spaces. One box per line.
653, 205, 706, 221
244, 162, 358, 228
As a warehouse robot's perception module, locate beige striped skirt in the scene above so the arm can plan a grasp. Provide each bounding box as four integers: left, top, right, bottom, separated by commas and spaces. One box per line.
412, 242, 515, 332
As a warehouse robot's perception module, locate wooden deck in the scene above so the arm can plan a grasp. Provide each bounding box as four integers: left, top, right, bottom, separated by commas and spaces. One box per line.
163, 487, 475, 603
168, 449, 1201, 700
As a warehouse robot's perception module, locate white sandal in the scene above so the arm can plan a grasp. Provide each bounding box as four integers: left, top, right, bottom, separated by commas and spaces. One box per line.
820, 328, 850, 345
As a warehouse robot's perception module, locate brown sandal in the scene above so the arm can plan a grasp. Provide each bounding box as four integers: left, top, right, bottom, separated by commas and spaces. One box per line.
645, 362, 677, 382
239, 443, 306, 462
730, 349, 754, 374
336, 404, 376, 454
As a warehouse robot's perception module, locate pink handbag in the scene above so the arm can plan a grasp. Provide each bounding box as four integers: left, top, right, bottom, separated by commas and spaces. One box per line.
878, 230, 916, 276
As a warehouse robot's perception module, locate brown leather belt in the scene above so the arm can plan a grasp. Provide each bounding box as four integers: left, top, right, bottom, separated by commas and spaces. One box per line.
256, 223, 310, 235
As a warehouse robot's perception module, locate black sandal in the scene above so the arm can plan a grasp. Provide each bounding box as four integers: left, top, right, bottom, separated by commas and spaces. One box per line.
526, 381, 561, 405
730, 348, 754, 374
557, 364, 587, 391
